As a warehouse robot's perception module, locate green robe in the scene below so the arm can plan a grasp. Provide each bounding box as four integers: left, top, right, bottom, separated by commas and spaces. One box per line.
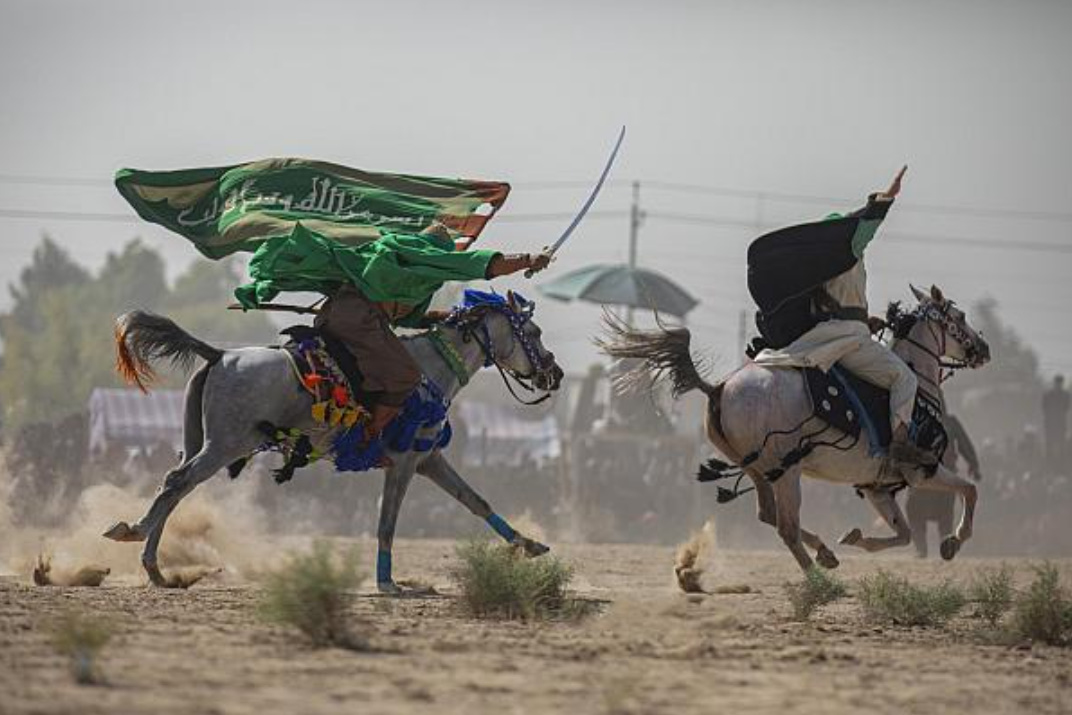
234, 223, 498, 327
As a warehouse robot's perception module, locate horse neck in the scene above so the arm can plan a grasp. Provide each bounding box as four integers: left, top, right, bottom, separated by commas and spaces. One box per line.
404, 323, 487, 400
892, 319, 944, 402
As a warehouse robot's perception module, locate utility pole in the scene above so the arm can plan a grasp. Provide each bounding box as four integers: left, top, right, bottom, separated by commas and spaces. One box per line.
627, 181, 643, 326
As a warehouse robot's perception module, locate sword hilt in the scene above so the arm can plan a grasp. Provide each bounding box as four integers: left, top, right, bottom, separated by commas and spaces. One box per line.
524, 247, 553, 279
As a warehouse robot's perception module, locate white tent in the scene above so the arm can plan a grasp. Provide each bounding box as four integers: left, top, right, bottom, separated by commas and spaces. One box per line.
88, 387, 184, 455
455, 400, 561, 466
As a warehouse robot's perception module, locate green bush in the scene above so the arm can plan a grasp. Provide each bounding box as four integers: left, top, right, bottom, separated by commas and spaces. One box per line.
1010, 563, 1072, 646
858, 570, 966, 627
784, 567, 848, 621
451, 539, 574, 621
48, 610, 113, 685
968, 566, 1015, 627
258, 541, 366, 649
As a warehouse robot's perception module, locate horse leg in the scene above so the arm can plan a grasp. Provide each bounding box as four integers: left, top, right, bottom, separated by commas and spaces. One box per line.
912, 465, 977, 560
375, 456, 417, 594
770, 469, 814, 572
839, 489, 911, 552
106, 447, 233, 586
416, 451, 549, 556
750, 472, 838, 568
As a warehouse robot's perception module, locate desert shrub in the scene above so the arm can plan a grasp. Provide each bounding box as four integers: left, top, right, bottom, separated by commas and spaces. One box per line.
258, 541, 366, 649
858, 570, 966, 627
783, 567, 847, 621
451, 539, 575, 621
48, 610, 113, 685
1010, 563, 1072, 646
968, 566, 1016, 627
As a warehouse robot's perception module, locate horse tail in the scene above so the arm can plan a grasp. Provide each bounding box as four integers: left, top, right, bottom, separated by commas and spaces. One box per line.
596, 311, 717, 398
115, 310, 224, 393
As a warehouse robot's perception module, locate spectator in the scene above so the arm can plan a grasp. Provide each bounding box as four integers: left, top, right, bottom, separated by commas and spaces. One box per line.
1042, 375, 1070, 470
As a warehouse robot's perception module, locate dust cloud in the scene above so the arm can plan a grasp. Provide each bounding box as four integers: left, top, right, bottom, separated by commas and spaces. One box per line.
0, 456, 280, 586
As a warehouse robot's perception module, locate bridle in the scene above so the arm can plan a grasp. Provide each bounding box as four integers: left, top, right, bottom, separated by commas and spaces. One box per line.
890, 299, 986, 388
444, 293, 557, 405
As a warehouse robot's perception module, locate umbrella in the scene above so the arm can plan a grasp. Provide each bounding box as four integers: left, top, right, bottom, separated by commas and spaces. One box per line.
538, 263, 699, 317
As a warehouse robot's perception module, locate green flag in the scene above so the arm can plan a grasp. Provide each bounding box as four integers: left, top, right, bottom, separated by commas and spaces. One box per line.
115, 158, 512, 259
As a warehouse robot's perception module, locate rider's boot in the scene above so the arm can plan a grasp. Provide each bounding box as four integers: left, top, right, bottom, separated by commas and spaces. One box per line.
888, 423, 937, 469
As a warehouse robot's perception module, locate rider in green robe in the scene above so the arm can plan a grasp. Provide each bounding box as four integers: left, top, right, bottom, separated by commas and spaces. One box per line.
236, 222, 549, 435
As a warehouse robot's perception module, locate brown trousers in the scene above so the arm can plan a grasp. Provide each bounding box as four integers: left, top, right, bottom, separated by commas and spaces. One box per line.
313, 286, 421, 407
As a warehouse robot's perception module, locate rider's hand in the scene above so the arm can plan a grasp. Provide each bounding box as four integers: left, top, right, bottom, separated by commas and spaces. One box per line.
868, 316, 888, 334
527, 252, 552, 274
877, 165, 907, 201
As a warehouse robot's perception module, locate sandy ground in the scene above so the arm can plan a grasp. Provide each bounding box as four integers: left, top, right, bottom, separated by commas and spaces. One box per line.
1, 539, 1070, 715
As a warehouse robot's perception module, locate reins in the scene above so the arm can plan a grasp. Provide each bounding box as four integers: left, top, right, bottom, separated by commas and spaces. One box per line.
442, 299, 554, 406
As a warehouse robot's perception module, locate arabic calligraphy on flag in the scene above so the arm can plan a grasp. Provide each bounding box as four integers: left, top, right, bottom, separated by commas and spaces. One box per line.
115, 159, 511, 259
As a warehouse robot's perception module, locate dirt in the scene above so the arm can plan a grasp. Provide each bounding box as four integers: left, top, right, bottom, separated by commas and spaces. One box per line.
1, 539, 1069, 715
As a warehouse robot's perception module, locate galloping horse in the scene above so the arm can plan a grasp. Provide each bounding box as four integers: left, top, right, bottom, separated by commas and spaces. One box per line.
104, 291, 563, 591
599, 285, 990, 571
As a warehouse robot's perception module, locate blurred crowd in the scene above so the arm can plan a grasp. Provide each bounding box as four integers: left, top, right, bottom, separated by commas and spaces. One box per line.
3, 366, 1070, 557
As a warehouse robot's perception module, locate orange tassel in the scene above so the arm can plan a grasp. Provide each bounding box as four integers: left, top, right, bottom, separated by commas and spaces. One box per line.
332, 385, 349, 407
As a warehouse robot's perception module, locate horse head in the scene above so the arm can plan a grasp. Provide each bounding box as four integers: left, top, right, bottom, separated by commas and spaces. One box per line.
906, 284, 991, 369
448, 289, 564, 393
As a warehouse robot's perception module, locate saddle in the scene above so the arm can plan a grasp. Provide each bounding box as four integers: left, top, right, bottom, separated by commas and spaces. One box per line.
254, 326, 451, 479
280, 325, 372, 408
802, 364, 948, 465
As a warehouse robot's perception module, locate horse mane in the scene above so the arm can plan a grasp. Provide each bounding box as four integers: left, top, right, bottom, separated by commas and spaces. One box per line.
885, 300, 918, 339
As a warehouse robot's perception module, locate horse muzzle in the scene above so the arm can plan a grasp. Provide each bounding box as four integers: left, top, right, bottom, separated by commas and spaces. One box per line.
534, 362, 564, 392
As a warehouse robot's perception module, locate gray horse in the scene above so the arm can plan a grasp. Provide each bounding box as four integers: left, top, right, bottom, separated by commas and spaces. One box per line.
599, 285, 990, 571
104, 291, 563, 591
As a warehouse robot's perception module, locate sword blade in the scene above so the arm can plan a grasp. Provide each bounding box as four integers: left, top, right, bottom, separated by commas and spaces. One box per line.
548, 125, 626, 255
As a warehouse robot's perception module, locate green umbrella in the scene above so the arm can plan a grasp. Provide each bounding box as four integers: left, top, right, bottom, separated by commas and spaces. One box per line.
538, 263, 699, 317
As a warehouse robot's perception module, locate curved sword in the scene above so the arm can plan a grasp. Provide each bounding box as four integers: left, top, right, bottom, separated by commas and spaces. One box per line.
525, 125, 626, 277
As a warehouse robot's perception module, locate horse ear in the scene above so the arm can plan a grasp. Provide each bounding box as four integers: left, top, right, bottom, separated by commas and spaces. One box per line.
930, 284, 945, 303
506, 290, 518, 311
910, 284, 927, 302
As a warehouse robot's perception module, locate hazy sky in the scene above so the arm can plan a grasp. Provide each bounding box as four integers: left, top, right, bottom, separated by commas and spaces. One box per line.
2, 0, 1070, 375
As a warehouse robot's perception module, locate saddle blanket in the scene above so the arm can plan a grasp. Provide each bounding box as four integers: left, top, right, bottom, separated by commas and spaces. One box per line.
802, 365, 947, 462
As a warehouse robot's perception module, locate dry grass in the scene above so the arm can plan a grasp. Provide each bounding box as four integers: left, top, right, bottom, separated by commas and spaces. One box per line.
968, 565, 1015, 627
451, 539, 577, 621
783, 567, 847, 621
858, 570, 966, 627
1010, 563, 1072, 646
48, 610, 114, 685
258, 541, 367, 650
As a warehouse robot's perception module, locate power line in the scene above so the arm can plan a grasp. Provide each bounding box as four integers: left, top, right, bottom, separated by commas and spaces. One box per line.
0, 207, 628, 225
645, 210, 1072, 255
6, 171, 1072, 224
641, 180, 1072, 224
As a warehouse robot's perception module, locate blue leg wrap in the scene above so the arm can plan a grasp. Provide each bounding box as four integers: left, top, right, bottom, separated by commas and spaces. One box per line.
376, 549, 392, 584
486, 513, 517, 542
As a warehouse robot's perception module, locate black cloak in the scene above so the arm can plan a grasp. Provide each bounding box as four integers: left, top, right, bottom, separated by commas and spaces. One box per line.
747, 195, 891, 349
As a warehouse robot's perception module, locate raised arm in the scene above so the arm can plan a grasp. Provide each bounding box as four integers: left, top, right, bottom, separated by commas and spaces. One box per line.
849, 165, 906, 257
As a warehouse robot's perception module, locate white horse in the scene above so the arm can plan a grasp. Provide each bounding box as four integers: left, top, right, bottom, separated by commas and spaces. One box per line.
104, 291, 563, 591
599, 285, 990, 571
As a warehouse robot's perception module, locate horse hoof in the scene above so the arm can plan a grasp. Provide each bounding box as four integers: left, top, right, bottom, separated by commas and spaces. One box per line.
816, 545, 840, 569
838, 528, 862, 547
515, 536, 550, 558
940, 536, 961, 561
103, 521, 145, 542
377, 580, 402, 596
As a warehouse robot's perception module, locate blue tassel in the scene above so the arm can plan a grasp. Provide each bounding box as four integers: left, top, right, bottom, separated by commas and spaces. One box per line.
376, 549, 392, 584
